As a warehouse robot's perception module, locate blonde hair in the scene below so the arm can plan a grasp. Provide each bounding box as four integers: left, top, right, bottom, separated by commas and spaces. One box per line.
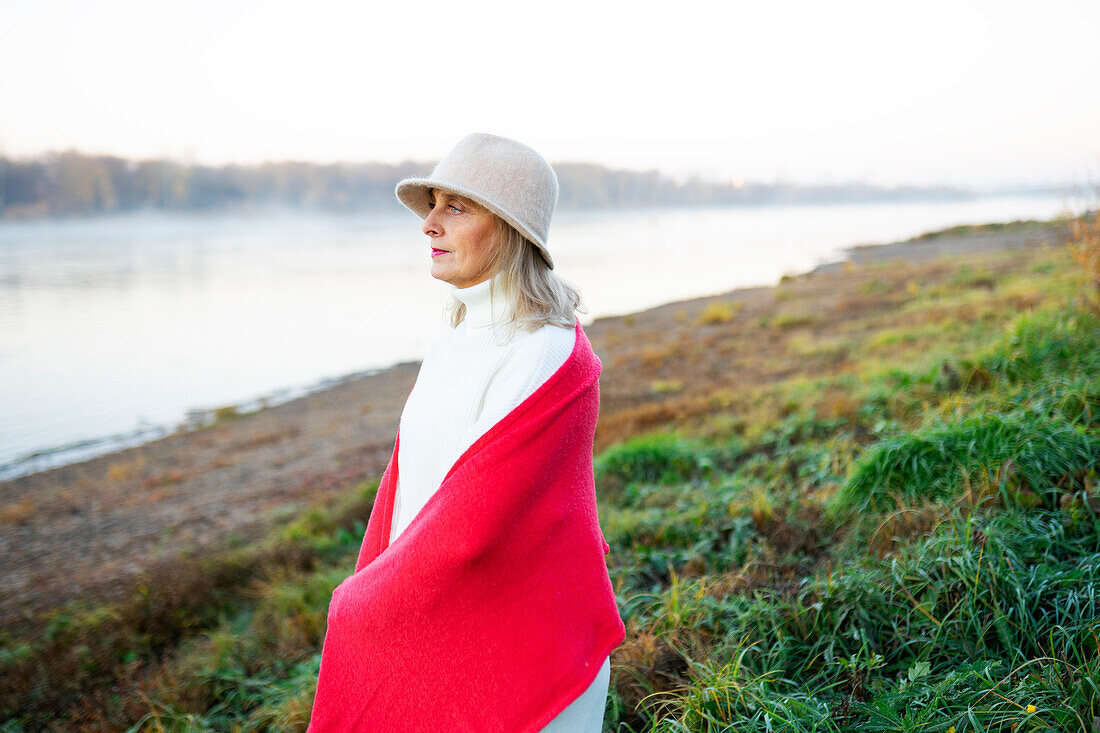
448, 213, 583, 335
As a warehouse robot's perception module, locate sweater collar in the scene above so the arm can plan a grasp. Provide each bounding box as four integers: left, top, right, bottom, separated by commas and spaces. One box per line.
452, 274, 510, 331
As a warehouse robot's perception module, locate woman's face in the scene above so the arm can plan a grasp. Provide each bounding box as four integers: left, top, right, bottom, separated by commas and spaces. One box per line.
423, 189, 499, 289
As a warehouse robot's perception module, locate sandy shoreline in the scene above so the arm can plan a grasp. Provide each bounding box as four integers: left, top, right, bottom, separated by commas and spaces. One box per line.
0, 219, 1073, 627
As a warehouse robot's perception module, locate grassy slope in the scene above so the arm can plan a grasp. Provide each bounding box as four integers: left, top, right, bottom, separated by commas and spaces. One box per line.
4, 217, 1098, 732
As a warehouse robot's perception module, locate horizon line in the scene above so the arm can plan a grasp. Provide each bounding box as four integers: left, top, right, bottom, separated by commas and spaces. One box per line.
0, 144, 1091, 193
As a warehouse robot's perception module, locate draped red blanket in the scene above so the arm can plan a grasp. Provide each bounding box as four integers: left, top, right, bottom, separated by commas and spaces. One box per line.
307, 322, 625, 732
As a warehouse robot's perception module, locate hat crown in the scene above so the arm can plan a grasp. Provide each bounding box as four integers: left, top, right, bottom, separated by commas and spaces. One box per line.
395, 133, 559, 269
430, 133, 559, 218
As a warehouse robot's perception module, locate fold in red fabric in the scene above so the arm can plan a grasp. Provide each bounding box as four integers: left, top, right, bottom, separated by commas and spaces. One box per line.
307, 322, 625, 732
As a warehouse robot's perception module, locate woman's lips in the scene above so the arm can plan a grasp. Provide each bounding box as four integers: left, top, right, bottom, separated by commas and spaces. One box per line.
431, 247, 450, 258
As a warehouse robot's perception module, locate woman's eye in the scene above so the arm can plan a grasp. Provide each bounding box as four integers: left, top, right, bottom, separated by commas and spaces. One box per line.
447, 204, 462, 214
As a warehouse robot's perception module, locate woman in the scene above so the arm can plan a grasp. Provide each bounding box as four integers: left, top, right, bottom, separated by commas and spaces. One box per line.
307, 133, 625, 732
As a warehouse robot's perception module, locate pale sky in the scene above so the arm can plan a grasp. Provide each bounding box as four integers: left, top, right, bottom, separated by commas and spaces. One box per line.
1, 0, 1097, 187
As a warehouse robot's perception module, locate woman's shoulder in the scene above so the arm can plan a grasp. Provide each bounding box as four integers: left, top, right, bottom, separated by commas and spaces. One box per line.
508, 320, 575, 362
469, 322, 574, 428
486, 321, 573, 392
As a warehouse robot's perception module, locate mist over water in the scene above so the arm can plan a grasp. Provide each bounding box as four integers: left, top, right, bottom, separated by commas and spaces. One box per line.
0, 195, 1075, 479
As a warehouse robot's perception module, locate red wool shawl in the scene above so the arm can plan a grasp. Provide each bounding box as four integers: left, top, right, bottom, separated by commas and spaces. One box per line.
308, 322, 625, 732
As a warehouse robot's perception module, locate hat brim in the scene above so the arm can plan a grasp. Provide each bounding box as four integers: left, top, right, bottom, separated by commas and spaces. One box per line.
395, 177, 554, 270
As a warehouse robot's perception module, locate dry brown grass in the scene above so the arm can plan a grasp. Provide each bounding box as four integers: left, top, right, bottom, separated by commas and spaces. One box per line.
834, 291, 904, 314
610, 598, 722, 729
610, 629, 692, 728
1068, 209, 1100, 306
696, 301, 742, 325
814, 390, 861, 422
770, 311, 820, 329
232, 425, 302, 450
865, 504, 952, 556
107, 456, 146, 482
140, 469, 187, 490
0, 497, 35, 526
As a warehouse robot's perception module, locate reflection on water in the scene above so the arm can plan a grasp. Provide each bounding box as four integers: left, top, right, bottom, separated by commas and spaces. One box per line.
0, 196, 1076, 479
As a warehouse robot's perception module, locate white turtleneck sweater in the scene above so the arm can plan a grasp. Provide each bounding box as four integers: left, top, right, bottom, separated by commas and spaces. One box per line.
389, 274, 611, 732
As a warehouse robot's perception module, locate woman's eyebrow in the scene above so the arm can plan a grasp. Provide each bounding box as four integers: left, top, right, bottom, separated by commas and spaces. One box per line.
445, 195, 475, 209
429, 192, 477, 211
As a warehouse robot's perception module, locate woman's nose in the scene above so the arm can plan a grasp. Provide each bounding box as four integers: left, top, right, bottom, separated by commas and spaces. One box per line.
422, 208, 441, 237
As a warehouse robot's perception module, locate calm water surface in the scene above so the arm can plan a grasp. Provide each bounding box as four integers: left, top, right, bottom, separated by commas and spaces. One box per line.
0, 195, 1075, 479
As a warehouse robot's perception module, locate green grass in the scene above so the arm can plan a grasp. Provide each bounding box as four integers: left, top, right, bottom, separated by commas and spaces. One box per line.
830, 410, 1098, 514
599, 239, 1099, 730
596, 432, 740, 494
621, 509, 1100, 732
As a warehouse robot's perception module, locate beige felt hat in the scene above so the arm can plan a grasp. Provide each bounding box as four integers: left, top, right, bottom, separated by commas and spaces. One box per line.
395, 132, 559, 269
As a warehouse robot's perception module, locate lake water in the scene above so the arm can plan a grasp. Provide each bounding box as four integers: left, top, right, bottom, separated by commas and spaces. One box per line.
0, 194, 1077, 480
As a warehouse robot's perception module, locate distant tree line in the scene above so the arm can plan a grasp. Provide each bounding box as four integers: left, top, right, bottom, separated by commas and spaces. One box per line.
0, 150, 975, 219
